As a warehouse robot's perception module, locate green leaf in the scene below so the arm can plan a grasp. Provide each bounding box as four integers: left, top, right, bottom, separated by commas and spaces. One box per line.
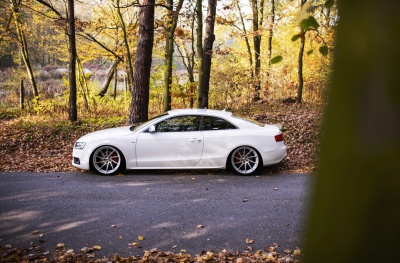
291, 34, 301, 42
271, 55, 283, 64
319, 45, 329, 56
307, 50, 314, 55
325, 0, 334, 9
308, 16, 320, 29
300, 19, 311, 31
300, 16, 319, 31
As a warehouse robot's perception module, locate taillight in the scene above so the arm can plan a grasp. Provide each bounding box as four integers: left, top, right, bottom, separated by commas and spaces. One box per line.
274, 133, 284, 142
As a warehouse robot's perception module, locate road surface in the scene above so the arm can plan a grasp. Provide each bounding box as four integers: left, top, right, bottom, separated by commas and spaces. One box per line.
0, 171, 312, 258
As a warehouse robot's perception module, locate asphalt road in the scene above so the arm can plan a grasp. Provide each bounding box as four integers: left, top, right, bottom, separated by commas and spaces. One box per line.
0, 171, 312, 258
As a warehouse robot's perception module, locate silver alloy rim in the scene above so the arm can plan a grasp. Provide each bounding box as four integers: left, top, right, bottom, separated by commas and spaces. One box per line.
231, 146, 259, 175
93, 146, 121, 175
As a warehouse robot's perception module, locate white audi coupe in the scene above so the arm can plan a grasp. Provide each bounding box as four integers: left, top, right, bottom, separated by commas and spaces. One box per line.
72, 109, 287, 175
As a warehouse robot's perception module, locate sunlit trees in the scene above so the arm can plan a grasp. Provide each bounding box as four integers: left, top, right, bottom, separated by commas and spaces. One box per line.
0, 0, 338, 118
5, 0, 39, 97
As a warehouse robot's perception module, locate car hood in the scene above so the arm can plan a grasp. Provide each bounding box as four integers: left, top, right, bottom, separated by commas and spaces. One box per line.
79, 126, 133, 140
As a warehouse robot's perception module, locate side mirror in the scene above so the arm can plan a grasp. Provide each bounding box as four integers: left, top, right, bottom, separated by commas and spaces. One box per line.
148, 125, 156, 133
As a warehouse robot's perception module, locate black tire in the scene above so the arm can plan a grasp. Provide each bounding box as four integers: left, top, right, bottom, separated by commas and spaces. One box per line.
228, 146, 262, 175
90, 146, 125, 175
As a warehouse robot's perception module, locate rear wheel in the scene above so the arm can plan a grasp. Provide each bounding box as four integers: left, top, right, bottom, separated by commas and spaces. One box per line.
228, 146, 261, 175
91, 146, 125, 175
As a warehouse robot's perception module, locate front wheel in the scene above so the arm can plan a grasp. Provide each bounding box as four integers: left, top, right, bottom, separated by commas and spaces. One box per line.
228, 146, 262, 175
91, 146, 125, 175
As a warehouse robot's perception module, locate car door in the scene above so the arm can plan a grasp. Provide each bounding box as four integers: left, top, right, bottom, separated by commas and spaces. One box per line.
135, 115, 204, 167
199, 116, 239, 166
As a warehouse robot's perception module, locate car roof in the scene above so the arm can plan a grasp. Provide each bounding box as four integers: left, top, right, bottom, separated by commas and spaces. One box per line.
167, 108, 233, 117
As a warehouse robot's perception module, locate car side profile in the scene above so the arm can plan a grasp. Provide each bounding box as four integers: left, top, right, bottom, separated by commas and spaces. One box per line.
72, 109, 287, 175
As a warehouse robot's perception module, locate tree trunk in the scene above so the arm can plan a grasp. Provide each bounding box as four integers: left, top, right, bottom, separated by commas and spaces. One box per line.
200, 0, 217, 109
303, 1, 400, 262
116, 0, 134, 92
163, 0, 184, 112
98, 62, 118, 97
265, 0, 275, 97
113, 62, 118, 99
20, 79, 24, 110
297, 28, 305, 103
67, 0, 77, 122
296, 0, 307, 103
236, 0, 254, 80
196, 0, 204, 108
250, 0, 264, 101
129, 0, 155, 124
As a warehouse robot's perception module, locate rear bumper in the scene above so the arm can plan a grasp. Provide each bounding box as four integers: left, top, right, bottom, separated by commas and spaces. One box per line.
261, 144, 287, 166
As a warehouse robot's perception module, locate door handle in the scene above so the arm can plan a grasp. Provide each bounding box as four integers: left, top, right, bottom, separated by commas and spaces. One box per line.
190, 138, 202, 143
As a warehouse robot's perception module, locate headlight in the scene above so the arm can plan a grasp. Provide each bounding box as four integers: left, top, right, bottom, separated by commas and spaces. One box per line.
74, 142, 86, 149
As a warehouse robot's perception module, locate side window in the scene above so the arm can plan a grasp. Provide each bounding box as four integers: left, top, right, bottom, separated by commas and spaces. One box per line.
200, 116, 237, 131
156, 116, 200, 132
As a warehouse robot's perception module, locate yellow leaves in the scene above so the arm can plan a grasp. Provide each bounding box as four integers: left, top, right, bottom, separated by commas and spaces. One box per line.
138, 235, 145, 241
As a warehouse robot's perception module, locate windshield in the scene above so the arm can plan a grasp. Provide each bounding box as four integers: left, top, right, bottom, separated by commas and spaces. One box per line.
129, 113, 168, 131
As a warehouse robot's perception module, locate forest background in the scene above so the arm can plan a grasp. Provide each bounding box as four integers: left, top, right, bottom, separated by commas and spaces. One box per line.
0, 0, 337, 173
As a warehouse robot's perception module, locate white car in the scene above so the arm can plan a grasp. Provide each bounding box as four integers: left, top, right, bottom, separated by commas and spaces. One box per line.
72, 109, 287, 176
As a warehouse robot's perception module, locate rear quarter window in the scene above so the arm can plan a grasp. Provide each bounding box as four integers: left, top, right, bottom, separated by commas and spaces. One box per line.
200, 116, 237, 130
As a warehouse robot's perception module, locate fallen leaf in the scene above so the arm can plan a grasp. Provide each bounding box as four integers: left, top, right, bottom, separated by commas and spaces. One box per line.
294, 248, 302, 256
92, 245, 102, 250
56, 243, 65, 248
138, 236, 145, 241
32, 230, 40, 234
80, 247, 93, 253
242, 198, 249, 202
197, 225, 204, 229
245, 238, 254, 244
273, 188, 279, 191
